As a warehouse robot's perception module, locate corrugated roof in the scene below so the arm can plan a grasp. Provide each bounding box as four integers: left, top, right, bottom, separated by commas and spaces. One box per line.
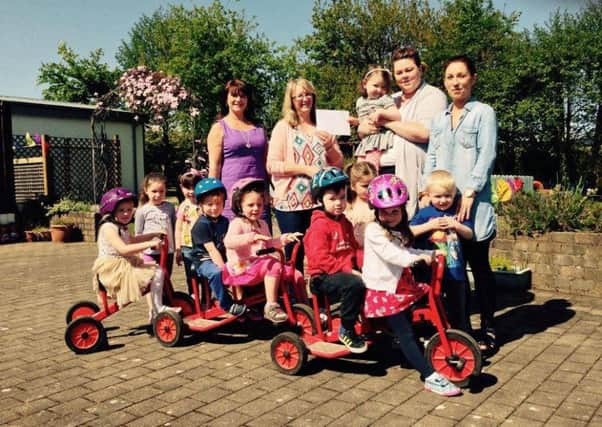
0, 94, 133, 115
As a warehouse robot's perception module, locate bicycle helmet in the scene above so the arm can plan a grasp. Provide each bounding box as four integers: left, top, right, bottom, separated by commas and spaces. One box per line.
195, 178, 227, 202
100, 187, 137, 216
367, 174, 409, 209
230, 177, 266, 216
310, 167, 349, 202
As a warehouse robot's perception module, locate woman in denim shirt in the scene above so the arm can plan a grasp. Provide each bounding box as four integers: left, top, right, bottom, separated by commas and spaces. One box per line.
423, 55, 498, 354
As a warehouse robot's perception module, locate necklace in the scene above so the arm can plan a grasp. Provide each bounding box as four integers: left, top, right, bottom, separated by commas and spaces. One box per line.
242, 130, 252, 149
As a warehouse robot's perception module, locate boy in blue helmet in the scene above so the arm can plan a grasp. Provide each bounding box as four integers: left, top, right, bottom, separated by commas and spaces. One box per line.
304, 167, 367, 353
190, 178, 246, 316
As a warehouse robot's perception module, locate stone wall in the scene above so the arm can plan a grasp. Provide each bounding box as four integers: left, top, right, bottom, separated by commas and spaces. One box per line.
491, 231, 602, 297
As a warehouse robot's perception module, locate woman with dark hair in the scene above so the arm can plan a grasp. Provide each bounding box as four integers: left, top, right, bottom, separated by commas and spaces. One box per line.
207, 79, 270, 221
423, 54, 498, 354
358, 46, 447, 218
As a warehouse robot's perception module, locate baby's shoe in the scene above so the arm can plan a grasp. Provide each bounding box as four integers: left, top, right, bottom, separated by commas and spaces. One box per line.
264, 303, 288, 323
424, 372, 461, 397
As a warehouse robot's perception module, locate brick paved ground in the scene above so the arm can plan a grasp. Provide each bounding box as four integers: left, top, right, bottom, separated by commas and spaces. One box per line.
0, 241, 601, 426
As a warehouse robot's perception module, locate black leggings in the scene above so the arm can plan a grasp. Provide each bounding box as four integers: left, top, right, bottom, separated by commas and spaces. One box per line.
463, 237, 496, 331
386, 311, 433, 378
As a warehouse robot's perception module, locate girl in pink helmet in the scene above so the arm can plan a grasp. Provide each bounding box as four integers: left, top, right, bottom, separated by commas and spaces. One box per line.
223, 178, 304, 323
92, 188, 181, 323
362, 174, 460, 397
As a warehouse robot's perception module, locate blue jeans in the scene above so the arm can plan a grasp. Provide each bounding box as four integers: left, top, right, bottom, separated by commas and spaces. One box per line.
274, 208, 313, 273
386, 311, 433, 378
196, 260, 232, 311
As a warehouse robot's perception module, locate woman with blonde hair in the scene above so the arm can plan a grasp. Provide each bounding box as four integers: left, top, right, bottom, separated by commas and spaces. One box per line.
267, 78, 344, 272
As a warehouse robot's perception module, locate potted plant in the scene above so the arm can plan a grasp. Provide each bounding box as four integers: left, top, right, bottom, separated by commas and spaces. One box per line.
467, 255, 531, 291
50, 216, 76, 242
489, 256, 531, 291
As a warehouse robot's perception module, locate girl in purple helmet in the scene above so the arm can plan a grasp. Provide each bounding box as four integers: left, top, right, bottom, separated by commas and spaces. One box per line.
362, 174, 460, 397
92, 188, 181, 323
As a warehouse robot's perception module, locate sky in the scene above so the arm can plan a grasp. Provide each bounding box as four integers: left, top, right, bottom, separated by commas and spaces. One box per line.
0, 0, 588, 99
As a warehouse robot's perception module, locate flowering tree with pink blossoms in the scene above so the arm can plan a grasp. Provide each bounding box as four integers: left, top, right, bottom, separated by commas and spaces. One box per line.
95, 65, 200, 174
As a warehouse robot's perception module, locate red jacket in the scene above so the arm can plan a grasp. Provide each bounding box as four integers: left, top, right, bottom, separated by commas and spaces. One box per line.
305, 210, 363, 276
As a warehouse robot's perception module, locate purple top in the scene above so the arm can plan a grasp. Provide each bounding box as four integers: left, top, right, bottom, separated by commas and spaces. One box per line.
219, 119, 268, 219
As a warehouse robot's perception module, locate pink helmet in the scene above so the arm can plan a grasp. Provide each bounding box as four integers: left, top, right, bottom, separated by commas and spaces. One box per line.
230, 177, 266, 216
100, 187, 136, 216
368, 174, 409, 209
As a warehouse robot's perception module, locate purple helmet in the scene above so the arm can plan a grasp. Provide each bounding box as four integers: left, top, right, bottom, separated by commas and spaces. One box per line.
368, 174, 409, 209
100, 187, 136, 216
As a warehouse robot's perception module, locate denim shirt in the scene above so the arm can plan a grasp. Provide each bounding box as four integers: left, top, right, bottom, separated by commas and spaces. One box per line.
424, 100, 497, 241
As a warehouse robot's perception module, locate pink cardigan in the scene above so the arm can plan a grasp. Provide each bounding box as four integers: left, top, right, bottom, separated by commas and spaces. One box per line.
267, 119, 343, 211
224, 217, 282, 274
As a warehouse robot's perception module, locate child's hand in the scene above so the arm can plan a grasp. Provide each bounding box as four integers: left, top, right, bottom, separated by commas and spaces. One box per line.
347, 116, 360, 127
254, 234, 272, 242
149, 237, 162, 250
280, 232, 302, 244
434, 249, 447, 258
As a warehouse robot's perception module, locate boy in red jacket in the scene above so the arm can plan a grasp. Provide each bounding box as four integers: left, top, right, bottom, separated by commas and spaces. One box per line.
305, 167, 367, 353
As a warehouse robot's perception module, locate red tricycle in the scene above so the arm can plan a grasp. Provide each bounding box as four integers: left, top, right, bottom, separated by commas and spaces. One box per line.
64, 237, 306, 353
64, 235, 192, 354
270, 255, 482, 387
152, 243, 306, 347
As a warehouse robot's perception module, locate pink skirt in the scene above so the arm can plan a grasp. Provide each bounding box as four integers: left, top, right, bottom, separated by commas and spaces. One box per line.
223, 257, 304, 289
364, 268, 430, 318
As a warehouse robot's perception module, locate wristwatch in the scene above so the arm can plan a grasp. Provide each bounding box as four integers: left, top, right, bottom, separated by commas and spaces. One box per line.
464, 189, 476, 198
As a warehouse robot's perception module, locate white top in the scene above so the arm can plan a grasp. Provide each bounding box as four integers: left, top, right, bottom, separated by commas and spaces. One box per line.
362, 222, 433, 293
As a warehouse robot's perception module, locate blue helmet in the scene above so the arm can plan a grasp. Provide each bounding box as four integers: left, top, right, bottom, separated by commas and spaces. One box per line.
310, 167, 349, 202
194, 178, 227, 202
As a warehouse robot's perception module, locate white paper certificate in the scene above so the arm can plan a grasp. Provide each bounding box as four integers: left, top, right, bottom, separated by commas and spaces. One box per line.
316, 109, 351, 136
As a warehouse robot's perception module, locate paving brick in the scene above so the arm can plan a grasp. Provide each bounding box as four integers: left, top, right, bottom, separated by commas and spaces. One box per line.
246, 410, 298, 426
544, 415, 588, 427
555, 400, 598, 421
471, 401, 515, 420
512, 402, 555, 422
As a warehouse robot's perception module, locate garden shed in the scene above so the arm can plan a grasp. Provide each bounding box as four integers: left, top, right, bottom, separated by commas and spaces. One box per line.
0, 96, 145, 235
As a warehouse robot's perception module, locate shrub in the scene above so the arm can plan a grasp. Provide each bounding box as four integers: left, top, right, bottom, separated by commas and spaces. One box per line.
499, 181, 600, 235
46, 198, 93, 217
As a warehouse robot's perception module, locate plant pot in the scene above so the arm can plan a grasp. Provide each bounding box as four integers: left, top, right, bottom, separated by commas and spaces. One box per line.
50, 225, 70, 243
493, 268, 532, 291
467, 268, 532, 292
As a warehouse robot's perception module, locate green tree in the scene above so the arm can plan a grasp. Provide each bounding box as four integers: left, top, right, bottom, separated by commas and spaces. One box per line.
117, 2, 294, 135
298, 0, 439, 114
115, 1, 295, 177
37, 42, 120, 104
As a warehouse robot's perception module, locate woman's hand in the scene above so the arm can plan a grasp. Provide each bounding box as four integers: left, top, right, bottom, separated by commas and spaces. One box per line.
348, 116, 360, 127
315, 130, 336, 148
458, 195, 475, 222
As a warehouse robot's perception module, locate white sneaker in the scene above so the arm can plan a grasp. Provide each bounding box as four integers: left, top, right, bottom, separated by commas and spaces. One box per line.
424, 372, 461, 397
